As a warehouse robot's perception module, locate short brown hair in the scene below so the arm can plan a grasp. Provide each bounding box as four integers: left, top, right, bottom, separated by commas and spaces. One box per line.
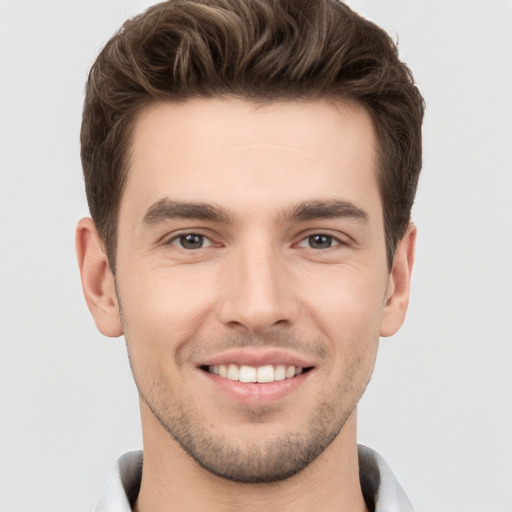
81, 0, 424, 272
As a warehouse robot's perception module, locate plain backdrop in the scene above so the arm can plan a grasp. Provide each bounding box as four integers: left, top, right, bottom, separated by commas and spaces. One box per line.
1, 1, 511, 511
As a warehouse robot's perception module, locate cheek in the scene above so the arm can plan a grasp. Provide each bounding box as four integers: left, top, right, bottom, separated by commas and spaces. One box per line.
306, 267, 386, 330
302, 267, 387, 365
119, 265, 216, 338
120, 279, 204, 400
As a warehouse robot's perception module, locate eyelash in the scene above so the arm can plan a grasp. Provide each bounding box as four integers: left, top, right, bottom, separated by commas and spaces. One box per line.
166, 231, 347, 251
166, 232, 216, 250
296, 233, 346, 250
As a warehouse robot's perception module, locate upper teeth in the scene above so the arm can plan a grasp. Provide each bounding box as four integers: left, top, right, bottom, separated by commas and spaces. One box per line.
209, 364, 303, 383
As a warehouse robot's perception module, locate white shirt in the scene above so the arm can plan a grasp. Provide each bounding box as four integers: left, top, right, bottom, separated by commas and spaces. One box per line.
95, 445, 413, 512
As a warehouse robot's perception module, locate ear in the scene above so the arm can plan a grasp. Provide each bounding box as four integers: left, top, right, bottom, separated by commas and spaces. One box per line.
380, 223, 416, 337
76, 217, 123, 337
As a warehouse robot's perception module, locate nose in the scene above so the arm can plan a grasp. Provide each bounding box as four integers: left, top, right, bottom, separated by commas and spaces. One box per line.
216, 241, 297, 335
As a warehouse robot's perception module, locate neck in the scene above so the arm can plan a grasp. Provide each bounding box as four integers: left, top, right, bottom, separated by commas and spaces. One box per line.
134, 403, 368, 512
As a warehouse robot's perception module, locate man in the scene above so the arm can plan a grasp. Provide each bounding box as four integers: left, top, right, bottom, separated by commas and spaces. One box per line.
76, 0, 424, 510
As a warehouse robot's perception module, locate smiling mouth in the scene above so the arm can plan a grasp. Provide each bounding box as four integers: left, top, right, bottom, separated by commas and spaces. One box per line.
200, 364, 313, 383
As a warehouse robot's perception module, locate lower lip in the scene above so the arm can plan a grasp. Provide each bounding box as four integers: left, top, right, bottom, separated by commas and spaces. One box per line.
201, 369, 312, 406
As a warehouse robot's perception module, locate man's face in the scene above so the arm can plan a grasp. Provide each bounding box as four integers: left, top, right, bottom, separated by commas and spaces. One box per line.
112, 98, 398, 482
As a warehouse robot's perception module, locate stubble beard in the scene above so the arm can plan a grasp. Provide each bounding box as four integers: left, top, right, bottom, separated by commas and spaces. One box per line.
118, 283, 376, 484
129, 349, 373, 484
140, 390, 352, 483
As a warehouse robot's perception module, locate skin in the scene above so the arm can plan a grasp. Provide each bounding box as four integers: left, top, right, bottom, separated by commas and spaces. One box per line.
77, 98, 415, 512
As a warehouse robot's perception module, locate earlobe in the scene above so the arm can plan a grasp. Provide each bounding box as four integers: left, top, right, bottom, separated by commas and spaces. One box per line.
76, 218, 123, 337
380, 223, 416, 337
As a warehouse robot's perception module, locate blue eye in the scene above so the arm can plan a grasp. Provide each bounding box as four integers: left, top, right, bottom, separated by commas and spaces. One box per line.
308, 234, 335, 249
297, 234, 341, 249
170, 233, 210, 250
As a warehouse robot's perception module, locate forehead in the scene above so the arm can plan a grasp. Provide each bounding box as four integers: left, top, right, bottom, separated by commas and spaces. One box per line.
121, 98, 381, 224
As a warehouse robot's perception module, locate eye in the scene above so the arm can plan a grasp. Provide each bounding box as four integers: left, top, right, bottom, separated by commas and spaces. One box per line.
298, 234, 341, 250
168, 233, 214, 250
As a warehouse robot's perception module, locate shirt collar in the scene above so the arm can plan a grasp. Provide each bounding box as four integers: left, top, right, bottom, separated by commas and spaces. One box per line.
95, 446, 413, 512
358, 445, 414, 512
95, 451, 142, 512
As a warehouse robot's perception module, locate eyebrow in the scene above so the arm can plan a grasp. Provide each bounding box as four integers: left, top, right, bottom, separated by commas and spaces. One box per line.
142, 198, 368, 227
284, 199, 369, 223
142, 199, 231, 226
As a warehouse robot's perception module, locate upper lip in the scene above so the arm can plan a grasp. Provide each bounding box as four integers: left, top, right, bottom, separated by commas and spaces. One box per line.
199, 348, 316, 368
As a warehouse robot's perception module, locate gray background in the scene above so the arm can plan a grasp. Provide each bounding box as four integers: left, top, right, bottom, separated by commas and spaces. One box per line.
1, 0, 511, 510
